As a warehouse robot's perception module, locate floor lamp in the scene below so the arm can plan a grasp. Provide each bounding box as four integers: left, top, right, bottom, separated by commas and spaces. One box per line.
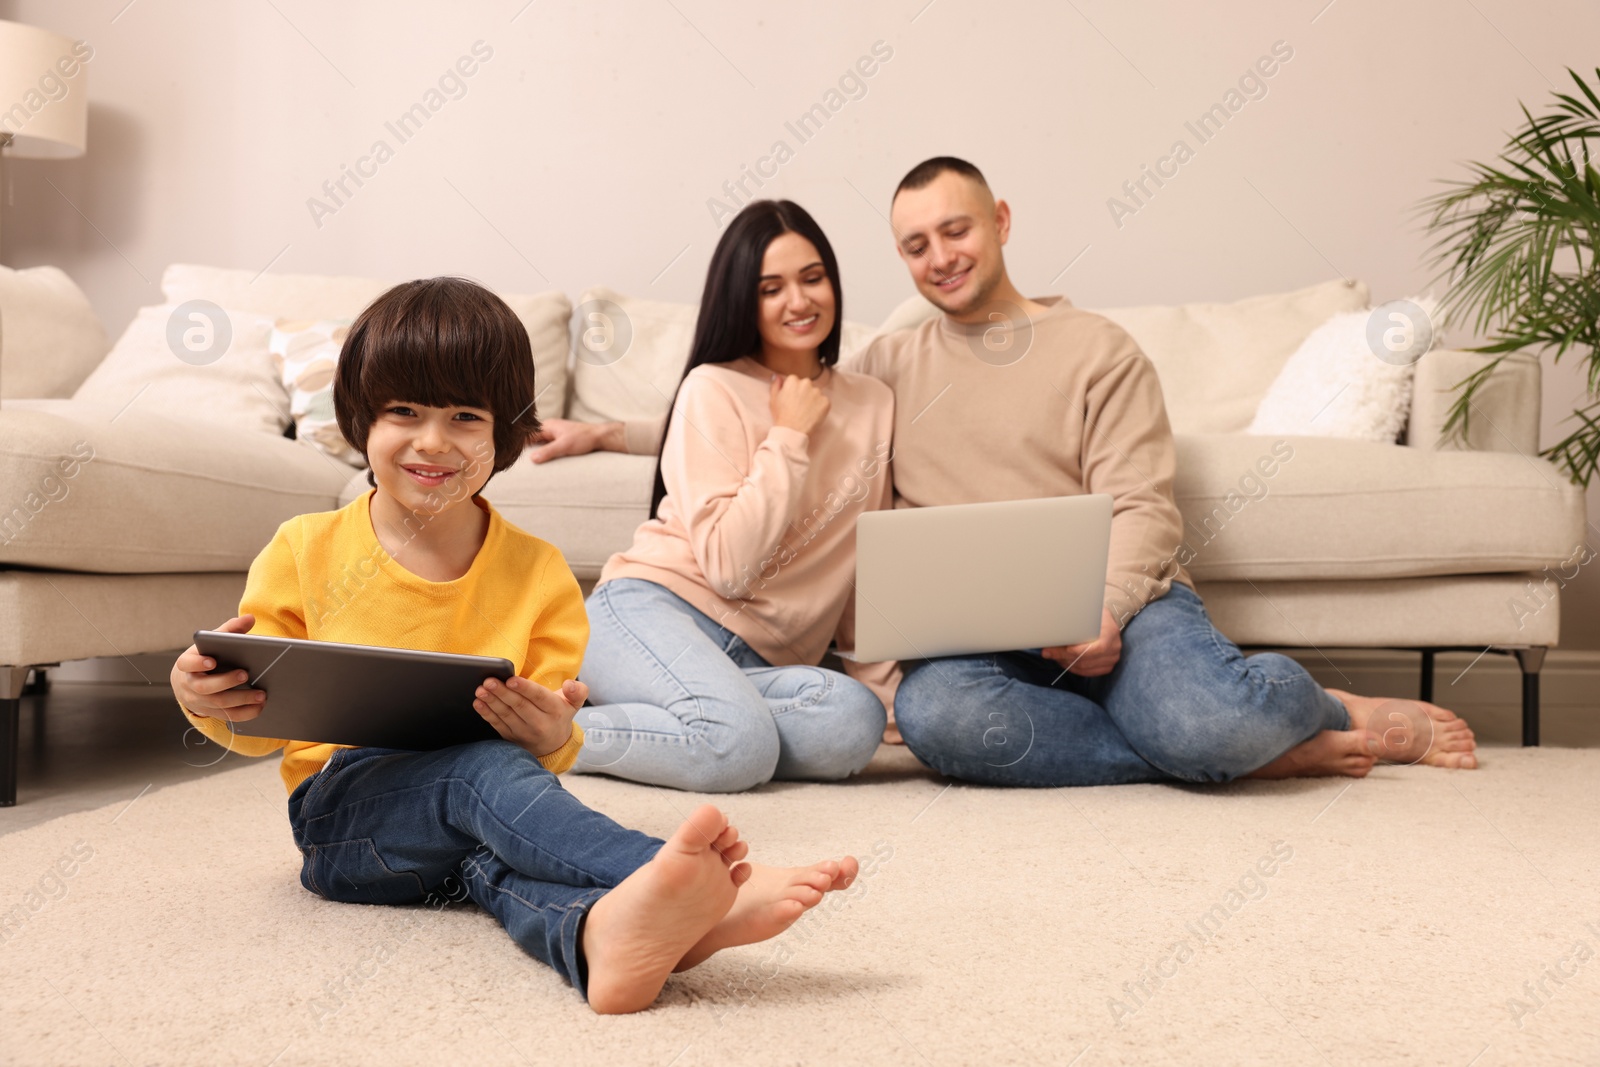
0, 18, 89, 405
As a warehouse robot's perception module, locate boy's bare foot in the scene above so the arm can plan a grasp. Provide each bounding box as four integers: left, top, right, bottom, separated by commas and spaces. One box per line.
581, 804, 750, 1014
1327, 689, 1478, 769
1247, 729, 1378, 779
674, 857, 861, 972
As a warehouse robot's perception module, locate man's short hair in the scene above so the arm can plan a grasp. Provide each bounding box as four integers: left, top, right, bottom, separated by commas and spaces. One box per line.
893, 156, 991, 202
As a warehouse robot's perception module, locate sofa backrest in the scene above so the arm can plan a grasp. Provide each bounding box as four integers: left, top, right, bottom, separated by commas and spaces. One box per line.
0, 265, 110, 399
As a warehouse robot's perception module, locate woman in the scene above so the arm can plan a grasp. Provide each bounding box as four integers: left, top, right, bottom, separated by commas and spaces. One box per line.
573, 200, 894, 792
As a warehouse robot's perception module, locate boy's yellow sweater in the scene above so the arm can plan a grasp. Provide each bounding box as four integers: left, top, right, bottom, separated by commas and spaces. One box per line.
180, 490, 588, 795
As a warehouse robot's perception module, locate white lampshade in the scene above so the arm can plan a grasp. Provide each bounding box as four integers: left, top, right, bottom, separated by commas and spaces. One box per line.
0, 19, 88, 159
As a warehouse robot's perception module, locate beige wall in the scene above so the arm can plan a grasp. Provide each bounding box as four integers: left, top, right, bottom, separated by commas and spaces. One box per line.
4, 0, 1596, 649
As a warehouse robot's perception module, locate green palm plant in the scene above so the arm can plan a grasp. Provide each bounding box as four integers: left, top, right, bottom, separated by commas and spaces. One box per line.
1420, 65, 1600, 487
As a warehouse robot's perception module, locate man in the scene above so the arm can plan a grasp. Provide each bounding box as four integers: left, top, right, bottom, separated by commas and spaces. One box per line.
530, 156, 1478, 786
852, 156, 1477, 785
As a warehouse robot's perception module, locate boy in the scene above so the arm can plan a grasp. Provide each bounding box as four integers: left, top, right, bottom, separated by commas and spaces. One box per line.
170, 277, 858, 1013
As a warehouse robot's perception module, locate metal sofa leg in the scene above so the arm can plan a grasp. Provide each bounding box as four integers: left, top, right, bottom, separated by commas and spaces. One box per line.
1, 665, 32, 807
1419, 649, 1435, 703
1513, 647, 1546, 747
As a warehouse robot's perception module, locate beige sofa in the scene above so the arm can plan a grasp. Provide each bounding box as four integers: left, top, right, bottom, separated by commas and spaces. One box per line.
0, 265, 1586, 805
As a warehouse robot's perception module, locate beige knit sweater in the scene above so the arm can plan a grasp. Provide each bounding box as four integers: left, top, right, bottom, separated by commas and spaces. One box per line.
851, 297, 1192, 624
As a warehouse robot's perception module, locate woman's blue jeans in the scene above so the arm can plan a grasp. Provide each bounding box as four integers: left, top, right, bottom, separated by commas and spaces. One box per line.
574, 578, 887, 793
288, 741, 663, 1000
894, 584, 1350, 787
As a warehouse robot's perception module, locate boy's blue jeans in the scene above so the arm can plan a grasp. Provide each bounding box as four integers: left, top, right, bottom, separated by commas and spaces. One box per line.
288, 740, 663, 999
894, 583, 1351, 787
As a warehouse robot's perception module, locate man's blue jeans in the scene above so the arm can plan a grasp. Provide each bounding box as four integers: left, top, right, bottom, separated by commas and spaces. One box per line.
288, 741, 663, 999
894, 584, 1350, 787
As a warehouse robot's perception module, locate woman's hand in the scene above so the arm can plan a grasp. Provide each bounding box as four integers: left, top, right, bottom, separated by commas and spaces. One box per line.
474, 675, 589, 758
769, 374, 830, 436
526, 419, 625, 463
170, 614, 266, 721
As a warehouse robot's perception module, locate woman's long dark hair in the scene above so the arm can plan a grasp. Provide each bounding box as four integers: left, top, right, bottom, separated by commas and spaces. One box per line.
649, 199, 844, 519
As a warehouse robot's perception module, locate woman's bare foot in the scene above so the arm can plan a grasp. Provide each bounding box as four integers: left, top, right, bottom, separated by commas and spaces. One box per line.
884, 722, 903, 745
673, 856, 861, 972
1247, 729, 1378, 779
1327, 689, 1478, 769
581, 804, 750, 1014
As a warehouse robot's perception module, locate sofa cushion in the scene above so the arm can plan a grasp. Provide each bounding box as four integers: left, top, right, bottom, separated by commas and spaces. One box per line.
1173, 434, 1586, 581
338, 449, 655, 580
72, 304, 289, 437
565, 288, 697, 426
160, 264, 573, 421
0, 265, 110, 399
566, 286, 877, 424
0, 400, 351, 573
878, 279, 1373, 435
1099, 279, 1371, 434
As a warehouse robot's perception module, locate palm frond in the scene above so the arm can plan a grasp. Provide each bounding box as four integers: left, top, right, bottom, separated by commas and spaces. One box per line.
1420, 66, 1600, 484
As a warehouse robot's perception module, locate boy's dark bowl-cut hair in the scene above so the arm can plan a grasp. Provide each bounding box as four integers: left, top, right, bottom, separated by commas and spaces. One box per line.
893, 155, 990, 202
334, 276, 541, 487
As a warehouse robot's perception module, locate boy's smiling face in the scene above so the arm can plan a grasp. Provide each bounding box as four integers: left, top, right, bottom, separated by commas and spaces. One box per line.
365, 399, 497, 514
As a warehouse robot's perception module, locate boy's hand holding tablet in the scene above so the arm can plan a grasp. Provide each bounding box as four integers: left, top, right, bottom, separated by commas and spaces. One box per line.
472, 674, 588, 759
170, 614, 266, 722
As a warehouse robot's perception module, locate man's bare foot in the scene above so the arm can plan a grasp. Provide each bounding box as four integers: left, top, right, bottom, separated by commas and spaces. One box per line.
884, 721, 903, 745
674, 857, 860, 972
581, 804, 750, 1014
1247, 729, 1378, 779
1328, 689, 1478, 769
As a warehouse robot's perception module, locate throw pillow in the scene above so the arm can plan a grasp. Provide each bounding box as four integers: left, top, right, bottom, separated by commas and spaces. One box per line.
270, 319, 364, 467
1245, 296, 1440, 442
72, 303, 288, 436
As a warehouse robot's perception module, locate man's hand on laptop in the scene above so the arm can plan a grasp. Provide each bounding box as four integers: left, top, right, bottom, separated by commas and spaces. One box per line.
474, 675, 589, 758
526, 419, 625, 463
171, 614, 267, 721
1042, 607, 1123, 677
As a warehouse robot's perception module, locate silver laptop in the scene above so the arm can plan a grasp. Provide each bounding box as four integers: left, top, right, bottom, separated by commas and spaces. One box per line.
851, 494, 1113, 663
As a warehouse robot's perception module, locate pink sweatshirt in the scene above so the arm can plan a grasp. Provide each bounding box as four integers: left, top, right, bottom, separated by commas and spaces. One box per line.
600, 357, 895, 671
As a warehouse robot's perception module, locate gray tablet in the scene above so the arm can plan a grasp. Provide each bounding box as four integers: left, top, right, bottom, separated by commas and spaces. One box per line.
194, 630, 515, 750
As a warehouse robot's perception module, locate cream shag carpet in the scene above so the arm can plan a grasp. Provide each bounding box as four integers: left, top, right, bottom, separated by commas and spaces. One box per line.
2, 745, 1598, 1066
